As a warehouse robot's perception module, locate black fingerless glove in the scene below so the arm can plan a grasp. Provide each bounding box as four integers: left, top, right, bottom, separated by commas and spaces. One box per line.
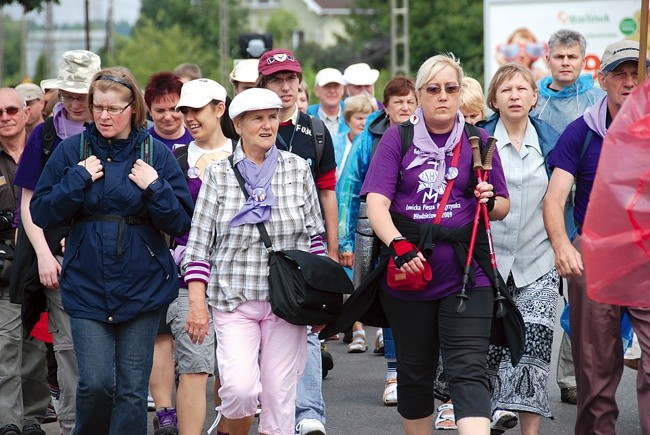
389, 238, 420, 268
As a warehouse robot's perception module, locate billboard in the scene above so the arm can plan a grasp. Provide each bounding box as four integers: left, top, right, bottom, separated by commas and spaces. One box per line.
484, 0, 647, 86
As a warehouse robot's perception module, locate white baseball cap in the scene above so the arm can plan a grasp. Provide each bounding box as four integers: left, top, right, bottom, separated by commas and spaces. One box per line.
343, 63, 379, 86
315, 68, 345, 87
229, 88, 282, 120
176, 78, 228, 110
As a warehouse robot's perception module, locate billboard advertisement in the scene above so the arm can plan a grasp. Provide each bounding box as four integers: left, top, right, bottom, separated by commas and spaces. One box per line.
484, 0, 648, 85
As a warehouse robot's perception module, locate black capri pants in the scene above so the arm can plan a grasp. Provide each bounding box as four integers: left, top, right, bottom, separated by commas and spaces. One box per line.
380, 286, 493, 421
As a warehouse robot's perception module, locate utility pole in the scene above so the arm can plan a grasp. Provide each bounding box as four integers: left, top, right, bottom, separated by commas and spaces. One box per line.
105, 0, 113, 61
21, 7, 27, 80
220, 0, 229, 85
45, 2, 54, 77
84, 0, 90, 50
390, 0, 409, 77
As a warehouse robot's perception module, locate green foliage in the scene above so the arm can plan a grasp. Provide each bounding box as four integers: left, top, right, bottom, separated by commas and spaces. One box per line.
342, 0, 484, 82
137, 0, 249, 76
265, 10, 299, 49
0, 0, 58, 13
1, 16, 23, 86
111, 18, 212, 87
33, 52, 46, 84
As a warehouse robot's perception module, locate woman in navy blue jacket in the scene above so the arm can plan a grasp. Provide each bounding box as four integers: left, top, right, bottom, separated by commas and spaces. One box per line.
30, 66, 193, 435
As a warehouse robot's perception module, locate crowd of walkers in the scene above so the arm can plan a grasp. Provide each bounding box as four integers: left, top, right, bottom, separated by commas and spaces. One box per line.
0, 27, 648, 435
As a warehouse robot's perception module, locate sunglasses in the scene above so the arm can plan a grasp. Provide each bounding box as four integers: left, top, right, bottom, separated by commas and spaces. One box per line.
498, 42, 546, 61
0, 106, 21, 116
424, 84, 461, 95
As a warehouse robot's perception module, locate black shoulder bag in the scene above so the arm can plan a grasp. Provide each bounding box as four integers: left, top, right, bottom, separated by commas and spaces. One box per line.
228, 155, 354, 325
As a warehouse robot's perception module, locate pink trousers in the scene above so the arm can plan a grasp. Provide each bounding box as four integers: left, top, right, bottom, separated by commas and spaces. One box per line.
213, 301, 306, 435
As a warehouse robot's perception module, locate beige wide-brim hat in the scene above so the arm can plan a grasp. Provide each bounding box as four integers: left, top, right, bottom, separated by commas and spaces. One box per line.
40, 50, 101, 94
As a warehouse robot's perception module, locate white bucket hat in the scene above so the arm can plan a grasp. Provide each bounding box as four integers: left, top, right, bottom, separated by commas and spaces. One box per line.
230, 59, 260, 84
40, 50, 101, 94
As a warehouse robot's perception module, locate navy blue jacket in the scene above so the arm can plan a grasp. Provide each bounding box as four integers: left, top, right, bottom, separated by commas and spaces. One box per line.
31, 124, 193, 323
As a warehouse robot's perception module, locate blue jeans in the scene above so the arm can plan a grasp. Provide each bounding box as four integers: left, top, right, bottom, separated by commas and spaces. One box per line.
70, 309, 160, 435
383, 328, 395, 360
295, 327, 326, 424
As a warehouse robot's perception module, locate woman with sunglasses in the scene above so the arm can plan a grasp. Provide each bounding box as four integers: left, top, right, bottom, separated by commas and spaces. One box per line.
360, 54, 511, 434
30, 66, 193, 435
496, 28, 549, 81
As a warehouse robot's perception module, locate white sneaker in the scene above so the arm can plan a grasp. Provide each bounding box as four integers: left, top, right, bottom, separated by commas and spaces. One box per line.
490, 409, 518, 432
295, 418, 326, 435
147, 393, 155, 412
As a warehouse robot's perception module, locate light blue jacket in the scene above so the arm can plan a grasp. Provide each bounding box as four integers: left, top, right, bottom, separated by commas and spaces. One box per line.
336, 109, 389, 252
307, 102, 349, 135
532, 74, 605, 135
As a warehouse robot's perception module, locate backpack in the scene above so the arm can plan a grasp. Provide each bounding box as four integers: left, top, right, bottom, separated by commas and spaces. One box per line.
308, 115, 325, 169
175, 145, 190, 176
79, 132, 154, 164
40, 117, 57, 165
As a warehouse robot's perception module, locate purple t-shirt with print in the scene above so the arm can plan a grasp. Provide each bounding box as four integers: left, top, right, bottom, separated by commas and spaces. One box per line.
360, 124, 509, 301
149, 127, 194, 152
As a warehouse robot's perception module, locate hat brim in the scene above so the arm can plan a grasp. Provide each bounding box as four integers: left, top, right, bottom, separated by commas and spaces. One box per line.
344, 69, 380, 86
602, 57, 650, 72
175, 95, 214, 111
40, 78, 91, 94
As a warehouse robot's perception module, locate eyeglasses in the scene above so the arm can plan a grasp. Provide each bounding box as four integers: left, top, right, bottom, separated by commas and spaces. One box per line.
267, 75, 299, 86
91, 101, 133, 116
424, 84, 461, 95
0, 106, 21, 116
59, 94, 87, 103
498, 42, 546, 61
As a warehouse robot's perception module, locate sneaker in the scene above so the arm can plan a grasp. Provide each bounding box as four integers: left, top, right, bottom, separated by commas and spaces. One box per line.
347, 333, 367, 353
490, 410, 518, 433
560, 387, 578, 405
295, 418, 326, 435
49, 385, 61, 414
374, 329, 384, 354
147, 393, 156, 412
153, 408, 179, 435
21, 425, 44, 435
382, 379, 398, 406
43, 403, 57, 424
0, 424, 21, 435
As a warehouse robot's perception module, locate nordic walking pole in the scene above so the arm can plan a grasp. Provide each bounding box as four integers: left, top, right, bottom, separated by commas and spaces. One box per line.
456, 135, 484, 313
479, 136, 506, 318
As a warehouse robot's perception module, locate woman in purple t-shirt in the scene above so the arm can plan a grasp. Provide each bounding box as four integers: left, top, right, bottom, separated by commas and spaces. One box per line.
361, 54, 511, 435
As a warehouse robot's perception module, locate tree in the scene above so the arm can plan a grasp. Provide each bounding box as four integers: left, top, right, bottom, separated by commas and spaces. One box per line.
1, 14, 23, 86
111, 18, 212, 87
137, 0, 249, 76
265, 10, 299, 49
0, 0, 58, 13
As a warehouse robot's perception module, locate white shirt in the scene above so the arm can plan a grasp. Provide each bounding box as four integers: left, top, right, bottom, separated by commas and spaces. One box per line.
491, 118, 554, 287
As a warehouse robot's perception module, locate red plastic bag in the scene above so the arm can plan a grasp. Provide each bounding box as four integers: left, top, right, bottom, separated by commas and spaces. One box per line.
582, 79, 650, 307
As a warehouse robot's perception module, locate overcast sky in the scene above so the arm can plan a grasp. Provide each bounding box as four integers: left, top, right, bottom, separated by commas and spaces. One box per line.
2, 0, 141, 25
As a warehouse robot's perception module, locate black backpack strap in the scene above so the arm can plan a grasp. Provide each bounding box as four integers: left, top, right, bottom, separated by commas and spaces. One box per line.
79, 132, 91, 160
142, 134, 154, 164
398, 121, 414, 159
40, 117, 57, 165
577, 128, 594, 177
175, 145, 189, 177
309, 116, 325, 168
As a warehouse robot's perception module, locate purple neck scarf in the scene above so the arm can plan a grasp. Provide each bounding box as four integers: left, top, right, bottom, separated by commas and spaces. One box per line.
230, 143, 279, 227
406, 107, 465, 192
583, 96, 608, 139
52, 102, 86, 139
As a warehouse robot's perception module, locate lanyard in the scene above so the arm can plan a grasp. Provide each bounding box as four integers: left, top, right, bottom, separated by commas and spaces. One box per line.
433, 137, 462, 225
276, 123, 297, 152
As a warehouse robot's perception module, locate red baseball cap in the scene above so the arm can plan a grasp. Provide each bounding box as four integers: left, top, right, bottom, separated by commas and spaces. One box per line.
258, 49, 302, 76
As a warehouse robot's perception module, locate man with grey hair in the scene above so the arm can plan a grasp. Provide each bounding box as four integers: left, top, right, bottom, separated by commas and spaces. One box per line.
0, 87, 49, 435
532, 29, 605, 406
